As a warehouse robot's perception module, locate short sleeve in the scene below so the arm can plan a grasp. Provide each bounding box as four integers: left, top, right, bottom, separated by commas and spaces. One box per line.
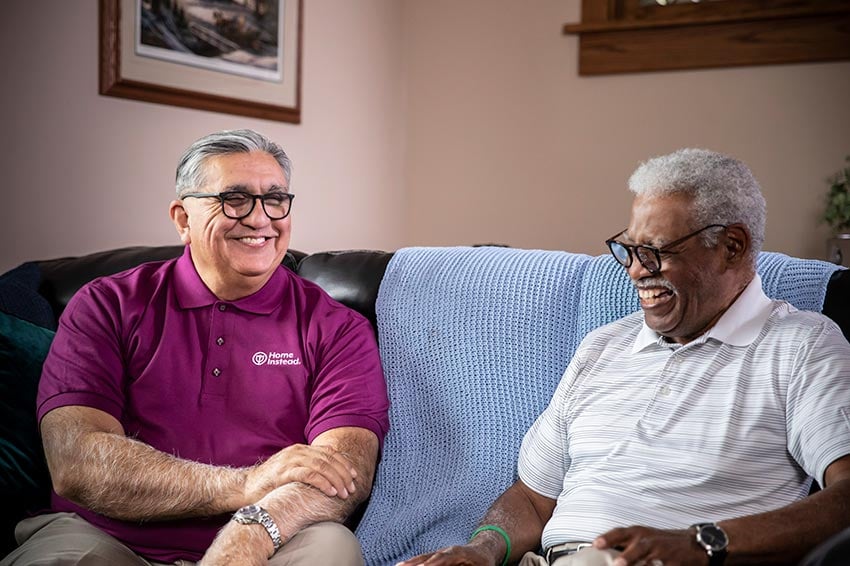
785, 319, 850, 487
37, 282, 127, 423
517, 356, 581, 499
304, 309, 389, 447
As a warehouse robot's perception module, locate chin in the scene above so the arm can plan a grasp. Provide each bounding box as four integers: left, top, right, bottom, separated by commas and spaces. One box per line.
645, 318, 677, 337
232, 260, 277, 278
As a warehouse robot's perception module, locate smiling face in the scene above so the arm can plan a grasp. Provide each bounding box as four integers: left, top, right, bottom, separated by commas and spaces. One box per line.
623, 192, 749, 344
170, 151, 291, 300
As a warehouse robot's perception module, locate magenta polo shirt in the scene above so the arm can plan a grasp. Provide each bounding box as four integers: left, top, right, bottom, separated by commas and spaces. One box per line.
37, 246, 389, 562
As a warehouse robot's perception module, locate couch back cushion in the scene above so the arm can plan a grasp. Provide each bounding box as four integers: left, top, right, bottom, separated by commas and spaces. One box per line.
357, 246, 593, 565
32, 245, 305, 326
357, 246, 845, 566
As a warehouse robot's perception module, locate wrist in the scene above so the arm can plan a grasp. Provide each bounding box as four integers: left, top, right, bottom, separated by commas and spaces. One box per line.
469, 525, 511, 566
232, 504, 282, 557
208, 521, 273, 564
691, 522, 729, 566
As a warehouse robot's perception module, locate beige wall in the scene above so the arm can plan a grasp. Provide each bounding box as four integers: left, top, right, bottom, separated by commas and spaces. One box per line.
402, 1, 850, 260
0, 0, 407, 273
2, 1, 849, 274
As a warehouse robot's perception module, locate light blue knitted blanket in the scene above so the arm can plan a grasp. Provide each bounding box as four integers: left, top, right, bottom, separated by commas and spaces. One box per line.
356, 247, 843, 566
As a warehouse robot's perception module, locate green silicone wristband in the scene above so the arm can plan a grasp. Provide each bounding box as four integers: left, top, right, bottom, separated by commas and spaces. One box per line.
469, 525, 512, 566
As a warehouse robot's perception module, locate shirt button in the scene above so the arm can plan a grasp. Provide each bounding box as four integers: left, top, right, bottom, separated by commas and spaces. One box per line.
217, 337, 225, 346
212, 368, 221, 377
660, 385, 671, 396
219, 304, 227, 312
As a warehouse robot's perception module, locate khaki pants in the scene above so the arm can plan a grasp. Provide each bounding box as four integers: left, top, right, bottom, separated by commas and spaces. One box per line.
0, 512, 363, 566
519, 547, 621, 566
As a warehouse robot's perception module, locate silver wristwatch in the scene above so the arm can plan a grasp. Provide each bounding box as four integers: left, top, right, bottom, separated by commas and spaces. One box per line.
232, 504, 283, 552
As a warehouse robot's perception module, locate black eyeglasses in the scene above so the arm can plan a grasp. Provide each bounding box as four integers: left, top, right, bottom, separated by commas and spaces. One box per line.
605, 224, 727, 275
181, 190, 295, 220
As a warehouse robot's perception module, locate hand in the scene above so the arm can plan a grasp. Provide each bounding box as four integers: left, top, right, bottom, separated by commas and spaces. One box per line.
594, 525, 708, 566
395, 544, 495, 566
244, 443, 358, 502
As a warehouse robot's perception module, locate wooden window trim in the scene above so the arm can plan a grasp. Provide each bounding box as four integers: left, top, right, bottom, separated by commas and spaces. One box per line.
563, 0, 850, 75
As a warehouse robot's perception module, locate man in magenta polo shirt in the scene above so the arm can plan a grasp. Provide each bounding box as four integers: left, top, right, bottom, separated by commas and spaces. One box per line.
1, 130, 389, 565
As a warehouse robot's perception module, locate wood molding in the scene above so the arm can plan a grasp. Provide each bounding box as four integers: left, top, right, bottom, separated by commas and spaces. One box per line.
564, 0, 850, 75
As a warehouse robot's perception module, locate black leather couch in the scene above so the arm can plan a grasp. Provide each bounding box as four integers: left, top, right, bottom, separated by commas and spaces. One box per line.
1, 245, 848, 563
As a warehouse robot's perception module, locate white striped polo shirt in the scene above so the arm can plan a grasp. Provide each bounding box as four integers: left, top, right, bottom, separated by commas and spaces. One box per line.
518, 275, 850, 550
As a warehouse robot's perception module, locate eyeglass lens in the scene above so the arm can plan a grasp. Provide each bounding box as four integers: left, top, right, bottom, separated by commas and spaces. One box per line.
222, 192, 292, 219
609, 242, 661, 273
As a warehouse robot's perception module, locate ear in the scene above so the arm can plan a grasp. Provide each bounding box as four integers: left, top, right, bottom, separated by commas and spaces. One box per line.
169, 200, 192, 245
722, 224, 750, 266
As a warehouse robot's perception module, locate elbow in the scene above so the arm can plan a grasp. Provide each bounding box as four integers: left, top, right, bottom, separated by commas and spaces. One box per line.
49, 462, 82, 501
44, 442, 89, 503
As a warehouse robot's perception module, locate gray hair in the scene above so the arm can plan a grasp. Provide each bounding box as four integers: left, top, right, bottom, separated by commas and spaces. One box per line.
175, 129, 292, 196
628, 148, 766, 262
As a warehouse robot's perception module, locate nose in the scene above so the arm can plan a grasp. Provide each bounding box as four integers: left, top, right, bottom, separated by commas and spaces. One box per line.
240, 197, 272, 228
626, 256, 652, 281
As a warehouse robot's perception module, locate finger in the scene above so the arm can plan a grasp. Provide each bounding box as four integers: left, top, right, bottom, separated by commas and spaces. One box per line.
275, 445, 357, 497
595, 526, 629, 549
612, 536, 652, 566
297, 445, 358, 494
325, 449, 359, 488
395, 552, 437, 566
284, 466, 344, 497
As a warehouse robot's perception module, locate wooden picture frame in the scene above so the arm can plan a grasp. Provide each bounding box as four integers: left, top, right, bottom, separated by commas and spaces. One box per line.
99, 0, 302, 123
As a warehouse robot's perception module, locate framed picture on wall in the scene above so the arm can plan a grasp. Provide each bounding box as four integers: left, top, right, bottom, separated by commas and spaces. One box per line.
99, 0, 302, 123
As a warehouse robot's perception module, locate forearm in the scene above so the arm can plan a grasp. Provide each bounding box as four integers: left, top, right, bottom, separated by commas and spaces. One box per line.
228, 432, 376, 543
270, 480, 365, 538
721, 479, 850, 565
201, 427, 379, 565
52, 429, 247, 521
471, 481, 555, 564
42, 407, 247, 521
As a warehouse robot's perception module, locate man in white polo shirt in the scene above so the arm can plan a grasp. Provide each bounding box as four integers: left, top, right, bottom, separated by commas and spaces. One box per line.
397, 149, 850, 566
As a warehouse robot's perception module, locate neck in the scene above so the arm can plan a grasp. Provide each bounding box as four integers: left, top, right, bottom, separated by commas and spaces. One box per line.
201, 270, 273, 302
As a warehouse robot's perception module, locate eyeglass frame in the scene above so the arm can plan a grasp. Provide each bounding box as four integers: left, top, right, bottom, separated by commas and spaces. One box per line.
180, 190, 296, 220
605, 223, 728, 275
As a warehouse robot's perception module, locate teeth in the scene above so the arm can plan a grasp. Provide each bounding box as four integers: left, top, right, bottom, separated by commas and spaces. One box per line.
638, 288, 668, 300
238, 237, 267, 245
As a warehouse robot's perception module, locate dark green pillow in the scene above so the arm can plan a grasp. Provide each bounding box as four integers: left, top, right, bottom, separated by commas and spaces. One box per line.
0, 310, 55, 555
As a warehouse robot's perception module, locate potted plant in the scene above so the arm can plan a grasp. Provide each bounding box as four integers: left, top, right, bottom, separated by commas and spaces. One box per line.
823, 156, 850, 266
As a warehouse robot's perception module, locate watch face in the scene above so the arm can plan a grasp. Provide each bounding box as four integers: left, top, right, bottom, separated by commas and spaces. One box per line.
240, 504, 261, 516
699, 525, 729, 551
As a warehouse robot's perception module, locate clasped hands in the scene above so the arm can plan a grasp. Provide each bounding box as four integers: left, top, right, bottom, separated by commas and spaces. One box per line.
199, 443, 359, 566
243, 442, 359, 502
396, 526, 708, 566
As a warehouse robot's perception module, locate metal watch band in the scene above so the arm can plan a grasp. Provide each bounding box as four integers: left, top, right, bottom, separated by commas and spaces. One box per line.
233, 504, 283, 552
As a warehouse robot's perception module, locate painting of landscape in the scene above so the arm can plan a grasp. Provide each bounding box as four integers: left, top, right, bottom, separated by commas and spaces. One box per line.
137, 0, 283, 82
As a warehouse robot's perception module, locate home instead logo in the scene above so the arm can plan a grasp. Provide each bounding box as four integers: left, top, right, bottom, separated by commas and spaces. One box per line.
252, 351, 302, 366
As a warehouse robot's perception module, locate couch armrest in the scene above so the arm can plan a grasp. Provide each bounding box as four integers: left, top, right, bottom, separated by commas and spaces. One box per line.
824, 269, 850, 341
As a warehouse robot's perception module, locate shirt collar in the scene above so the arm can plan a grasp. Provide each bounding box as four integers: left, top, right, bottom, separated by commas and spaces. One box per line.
175, 245, 288, 314
632, 273, 773, 352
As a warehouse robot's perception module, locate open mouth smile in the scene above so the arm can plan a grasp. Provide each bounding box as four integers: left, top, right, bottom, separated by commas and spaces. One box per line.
637, 287, 674, 307
234, 236, 273, 246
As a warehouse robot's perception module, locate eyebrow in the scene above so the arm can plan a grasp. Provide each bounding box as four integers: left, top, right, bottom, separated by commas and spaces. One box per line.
621, 231, 665, 249
222, 184, 289, 194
